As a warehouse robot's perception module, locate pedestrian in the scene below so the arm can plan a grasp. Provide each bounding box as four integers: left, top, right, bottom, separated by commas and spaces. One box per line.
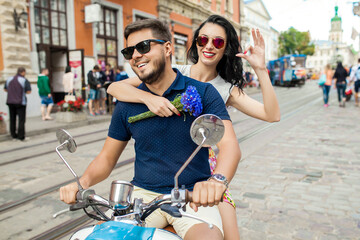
107, 15, 280, 240
115, 65, 129, 82
62, 66, 75, 96
60, 18, 241, 240
87, 65, 101, 116
104, 63, 115, 83
322, 64, 333, 107
333, 61, 349, 107
97, 66, 107, 114
349, 58, 360, 107
3, 67, 31, 141
37, 68, 54, 120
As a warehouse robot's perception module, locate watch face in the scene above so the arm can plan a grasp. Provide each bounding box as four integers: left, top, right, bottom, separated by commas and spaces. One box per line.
214, 174, 225, 181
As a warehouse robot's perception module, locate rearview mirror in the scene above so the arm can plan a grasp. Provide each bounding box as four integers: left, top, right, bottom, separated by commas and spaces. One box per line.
56, 129, 77, 153
190, 114, 224, 146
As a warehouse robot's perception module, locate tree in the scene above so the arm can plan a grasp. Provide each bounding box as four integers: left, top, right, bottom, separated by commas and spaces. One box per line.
278, 27, 315, 57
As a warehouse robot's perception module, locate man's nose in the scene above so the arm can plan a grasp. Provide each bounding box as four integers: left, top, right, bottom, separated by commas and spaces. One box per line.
132, 48, 143, 59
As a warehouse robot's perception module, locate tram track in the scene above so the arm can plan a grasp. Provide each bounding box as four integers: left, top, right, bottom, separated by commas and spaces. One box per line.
0, 128, 108, 155
19, 91, 322, 240
0, 89, 322, 215
0, 157, 134, 214
0, 85, 318, 168
0, 84, 322, 239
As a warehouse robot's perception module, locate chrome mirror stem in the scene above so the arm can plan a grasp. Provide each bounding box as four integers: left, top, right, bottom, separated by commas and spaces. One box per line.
56, 141, 83, 191
174, 128, 206, 190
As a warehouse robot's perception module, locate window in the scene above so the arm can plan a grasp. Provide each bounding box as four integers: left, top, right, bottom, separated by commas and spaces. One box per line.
96, 7, 118, 68
174, 33, 188, 65
34, 0, 67, 46
135, 14, 148, 22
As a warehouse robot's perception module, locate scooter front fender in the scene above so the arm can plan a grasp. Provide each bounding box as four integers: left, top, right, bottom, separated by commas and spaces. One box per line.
73, 221, 182, 240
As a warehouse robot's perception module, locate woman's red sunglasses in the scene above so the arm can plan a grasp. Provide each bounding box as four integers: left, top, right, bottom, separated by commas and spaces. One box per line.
196, 35, 225, 49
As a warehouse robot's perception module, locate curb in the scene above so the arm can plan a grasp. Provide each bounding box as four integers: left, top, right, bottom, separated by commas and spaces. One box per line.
0, 115, 111, 142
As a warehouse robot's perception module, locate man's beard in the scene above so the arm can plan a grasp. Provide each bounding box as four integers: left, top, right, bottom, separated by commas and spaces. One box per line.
137, 55, 166, 84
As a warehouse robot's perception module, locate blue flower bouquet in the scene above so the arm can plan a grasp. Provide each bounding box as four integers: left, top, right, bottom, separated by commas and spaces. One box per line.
128, 85, 203, 123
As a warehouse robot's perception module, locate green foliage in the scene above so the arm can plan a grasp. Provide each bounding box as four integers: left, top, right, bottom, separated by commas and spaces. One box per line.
278, 27, 315, 57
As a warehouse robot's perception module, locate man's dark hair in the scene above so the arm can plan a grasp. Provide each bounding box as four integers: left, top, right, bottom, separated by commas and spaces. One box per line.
124, 18, 172, 42
93, 65, 100, 71
358, 58, 360, 63
17, 67, 26, 75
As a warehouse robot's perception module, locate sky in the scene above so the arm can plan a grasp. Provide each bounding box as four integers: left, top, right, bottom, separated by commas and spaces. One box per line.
262, 0, 360, 51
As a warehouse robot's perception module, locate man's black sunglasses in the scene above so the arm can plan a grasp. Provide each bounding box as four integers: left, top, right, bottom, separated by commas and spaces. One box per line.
121, 39, 166, 60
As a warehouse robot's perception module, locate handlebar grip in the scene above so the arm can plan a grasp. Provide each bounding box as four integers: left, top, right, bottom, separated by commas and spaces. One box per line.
69, 202, 86, 211
76, 190, 82, 201
186, 191, 192, 203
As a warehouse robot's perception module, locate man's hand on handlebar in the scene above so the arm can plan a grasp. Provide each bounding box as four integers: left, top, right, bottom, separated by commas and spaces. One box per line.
60, 182, 79, 204
189, 180, 227, 212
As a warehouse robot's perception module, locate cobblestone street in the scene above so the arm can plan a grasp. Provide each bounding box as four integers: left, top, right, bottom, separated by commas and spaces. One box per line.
0, 83, 359, 239
232, 95, 360, 239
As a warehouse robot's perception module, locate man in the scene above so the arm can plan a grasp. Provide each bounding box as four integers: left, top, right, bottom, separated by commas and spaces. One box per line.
4, 67, 31, 141
60, 19, 240, 240
350, 58, 360, 106
37, 68, 54, 120
87, 65, 101, 116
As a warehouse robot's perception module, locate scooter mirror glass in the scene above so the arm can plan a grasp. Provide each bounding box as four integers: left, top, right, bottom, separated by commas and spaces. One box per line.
56, 129, 77, 153
190, 114, 224, 146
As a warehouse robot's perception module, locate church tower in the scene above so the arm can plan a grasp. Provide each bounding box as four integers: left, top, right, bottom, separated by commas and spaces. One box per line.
329, 6, 343, 43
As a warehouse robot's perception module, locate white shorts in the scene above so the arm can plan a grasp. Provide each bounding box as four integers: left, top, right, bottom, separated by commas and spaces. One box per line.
132, 186, 223, 239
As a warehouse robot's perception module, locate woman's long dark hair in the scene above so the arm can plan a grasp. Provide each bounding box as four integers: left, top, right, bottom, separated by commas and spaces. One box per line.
187, 15, 245, 91
335, 61, 347, 76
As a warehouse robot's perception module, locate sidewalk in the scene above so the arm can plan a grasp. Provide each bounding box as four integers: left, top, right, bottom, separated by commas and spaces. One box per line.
0, 112, 112, 142
0, 87, 261, 142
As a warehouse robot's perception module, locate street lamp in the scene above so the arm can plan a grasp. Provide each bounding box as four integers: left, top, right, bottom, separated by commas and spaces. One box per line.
13, 9, 28, 31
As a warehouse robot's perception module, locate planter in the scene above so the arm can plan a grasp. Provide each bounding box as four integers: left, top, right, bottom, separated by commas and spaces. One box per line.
56, 111, 87, 123
0, 120, 7, 134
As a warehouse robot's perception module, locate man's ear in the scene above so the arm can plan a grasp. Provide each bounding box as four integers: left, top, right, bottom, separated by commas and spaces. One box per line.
164, 41, 173, 57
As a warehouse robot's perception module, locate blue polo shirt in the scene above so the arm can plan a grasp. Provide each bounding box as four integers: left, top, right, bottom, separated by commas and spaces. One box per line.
108, 69, 230, 194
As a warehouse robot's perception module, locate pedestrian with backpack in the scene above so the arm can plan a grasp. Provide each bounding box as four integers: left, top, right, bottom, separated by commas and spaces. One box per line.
349, 58, 360, 107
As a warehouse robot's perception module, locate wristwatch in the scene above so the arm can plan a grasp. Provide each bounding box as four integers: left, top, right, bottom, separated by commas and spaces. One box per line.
208, 173, 229, 188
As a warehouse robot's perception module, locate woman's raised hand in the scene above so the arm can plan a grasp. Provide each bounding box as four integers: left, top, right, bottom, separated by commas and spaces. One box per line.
236, 28, 266, 70
144, 95, 180, 117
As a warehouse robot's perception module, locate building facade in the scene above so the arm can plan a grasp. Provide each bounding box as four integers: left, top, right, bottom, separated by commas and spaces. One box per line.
243, 0, 278, 71
0, 0, 245, 118
306, 6, 357, 73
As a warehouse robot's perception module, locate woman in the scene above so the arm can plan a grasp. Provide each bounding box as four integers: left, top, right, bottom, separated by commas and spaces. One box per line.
323, 64, 333, 107
333, 61, 348, 107
108, 15, 280, 240
62, 66, 75, 96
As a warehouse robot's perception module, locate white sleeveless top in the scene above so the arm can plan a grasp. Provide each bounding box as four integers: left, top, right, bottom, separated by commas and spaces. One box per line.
172, 64, 233, 103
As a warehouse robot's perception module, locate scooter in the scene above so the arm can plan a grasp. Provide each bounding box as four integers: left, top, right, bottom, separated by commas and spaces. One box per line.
54, 114, 225, 240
